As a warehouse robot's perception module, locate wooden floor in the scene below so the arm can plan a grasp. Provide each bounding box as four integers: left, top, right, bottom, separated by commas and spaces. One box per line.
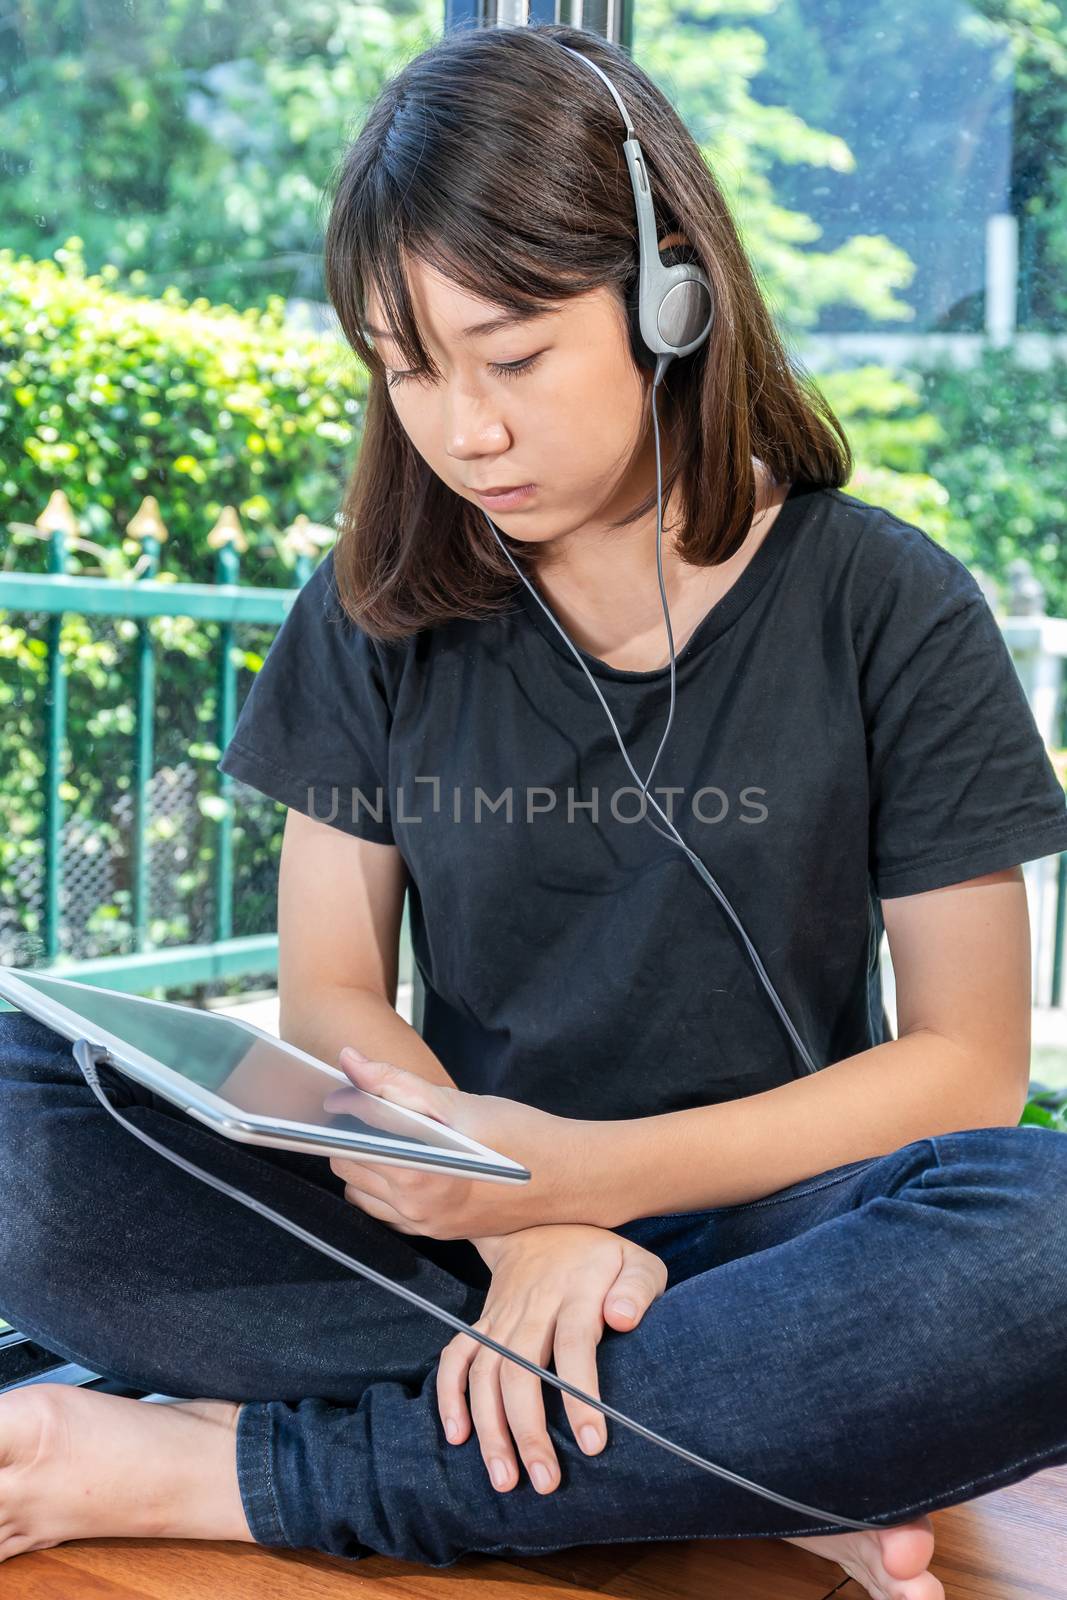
3, 1463, 1064, 1598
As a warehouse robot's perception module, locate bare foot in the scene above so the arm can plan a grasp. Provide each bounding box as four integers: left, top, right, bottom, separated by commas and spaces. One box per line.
784, 1516, 945, 1599
0, 1383, 256, 1563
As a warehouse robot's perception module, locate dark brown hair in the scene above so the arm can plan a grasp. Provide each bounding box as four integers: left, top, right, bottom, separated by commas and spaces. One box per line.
322, 22, 853, 642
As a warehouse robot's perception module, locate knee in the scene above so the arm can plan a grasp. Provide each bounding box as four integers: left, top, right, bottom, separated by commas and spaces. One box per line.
0, 1011, 84, 1279
0, 1008, 76, 1084
980, 1120, 1067, 1193
929, 1122, 1067, 1303
931, 1122, 1067, 1209
1011, 1123, 1067, 1227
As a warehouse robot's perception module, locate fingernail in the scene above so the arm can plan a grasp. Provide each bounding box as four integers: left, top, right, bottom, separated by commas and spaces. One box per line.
490, 1458, 510, 1489
580, 1424, 602, 1453
444, 1417, 459, 1442
530, 1461, 553, 1492
612, 1298, 637, 1318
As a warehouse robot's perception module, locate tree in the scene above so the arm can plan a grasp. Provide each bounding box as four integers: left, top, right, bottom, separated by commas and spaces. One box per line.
2, 0, 914, 330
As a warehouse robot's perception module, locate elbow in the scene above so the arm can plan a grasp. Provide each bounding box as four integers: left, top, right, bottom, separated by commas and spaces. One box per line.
982, 1040, 1032, 1129
914, 1026, 1030, 1131
965, 1054, 1030, 1130
998, 1078, 1031, 1129
969, 1086, 1029, 1130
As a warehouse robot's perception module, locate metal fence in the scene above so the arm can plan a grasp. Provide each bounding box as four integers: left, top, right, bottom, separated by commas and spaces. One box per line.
0, 492, 414, 999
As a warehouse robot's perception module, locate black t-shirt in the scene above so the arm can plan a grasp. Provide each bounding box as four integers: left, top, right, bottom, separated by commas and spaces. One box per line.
217, 481, 1067, 1120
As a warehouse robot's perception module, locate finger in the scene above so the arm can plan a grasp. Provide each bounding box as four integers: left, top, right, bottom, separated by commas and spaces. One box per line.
336, 1049, 457, 1128
435, 1331, 479, 1446
603, 1254, 667, 1331
467, 1351, 518, 1492
554, 1305, 609, 1456
328, 1156, 424, 1195
329, 1160, 453, 1228
329, 1168, 394, 1207
498, 1341, 559, 1494
322, 1069, 393, 1113
339, 1187, 417, 1234
329, 1156, 421, 1219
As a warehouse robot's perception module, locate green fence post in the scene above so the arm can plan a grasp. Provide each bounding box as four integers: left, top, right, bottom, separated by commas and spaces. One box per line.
285, 515, 333, 591
209, 508, 248, 946
126, 497, 166, 953
40, 495, 73, 963
1052, 854, 1067, 1008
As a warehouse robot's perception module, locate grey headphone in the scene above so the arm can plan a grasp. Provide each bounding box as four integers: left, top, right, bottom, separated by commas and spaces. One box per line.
557, 45, 716, 384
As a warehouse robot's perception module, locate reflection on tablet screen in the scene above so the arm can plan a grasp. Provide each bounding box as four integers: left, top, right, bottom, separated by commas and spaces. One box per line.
9, 970, 464, 1153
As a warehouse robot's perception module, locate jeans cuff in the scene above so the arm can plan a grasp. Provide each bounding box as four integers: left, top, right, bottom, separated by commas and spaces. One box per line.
235, 1401, 291, 1548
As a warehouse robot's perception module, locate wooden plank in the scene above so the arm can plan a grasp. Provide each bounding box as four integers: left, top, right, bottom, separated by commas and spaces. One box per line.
2, 1464, 1065, 1598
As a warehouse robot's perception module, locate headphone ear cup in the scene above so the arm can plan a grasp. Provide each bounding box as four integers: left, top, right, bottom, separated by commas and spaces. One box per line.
626, 244, 704, 372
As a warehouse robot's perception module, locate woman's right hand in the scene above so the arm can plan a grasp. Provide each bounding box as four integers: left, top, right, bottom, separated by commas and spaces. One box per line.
436, 1224, 668, 1496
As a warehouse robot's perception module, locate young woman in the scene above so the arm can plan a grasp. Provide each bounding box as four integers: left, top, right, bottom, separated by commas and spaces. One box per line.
1, 24, 1067, 1600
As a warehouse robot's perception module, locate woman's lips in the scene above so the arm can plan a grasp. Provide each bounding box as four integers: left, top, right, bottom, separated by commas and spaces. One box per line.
472, 483, 538, 510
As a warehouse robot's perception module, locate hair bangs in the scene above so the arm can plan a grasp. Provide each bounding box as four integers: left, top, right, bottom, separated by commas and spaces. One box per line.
343, 223, 599, 388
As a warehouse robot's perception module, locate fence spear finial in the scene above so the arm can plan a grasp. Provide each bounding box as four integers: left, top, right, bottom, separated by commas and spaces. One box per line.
127, 495, 170, 545
34, 489, 79, 537
206, 505, 248, 554
282, 512, 334, 557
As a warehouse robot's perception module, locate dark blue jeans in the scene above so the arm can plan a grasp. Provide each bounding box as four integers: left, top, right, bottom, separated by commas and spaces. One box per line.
2, 1008, 1066, 1567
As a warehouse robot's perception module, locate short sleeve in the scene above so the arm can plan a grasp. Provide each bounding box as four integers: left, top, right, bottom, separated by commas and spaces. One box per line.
860, 528, 1067, 899
217, 549, 395, 844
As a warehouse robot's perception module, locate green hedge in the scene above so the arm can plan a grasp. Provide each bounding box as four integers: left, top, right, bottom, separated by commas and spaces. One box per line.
0, 238, 366, 585
0, 241, 367, 996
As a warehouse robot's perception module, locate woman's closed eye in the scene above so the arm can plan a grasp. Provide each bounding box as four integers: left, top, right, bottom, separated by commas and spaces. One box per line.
386, 353, 544, 389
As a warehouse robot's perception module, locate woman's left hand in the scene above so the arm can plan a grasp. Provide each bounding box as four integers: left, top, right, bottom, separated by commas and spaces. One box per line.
323, 1045, 607, 1239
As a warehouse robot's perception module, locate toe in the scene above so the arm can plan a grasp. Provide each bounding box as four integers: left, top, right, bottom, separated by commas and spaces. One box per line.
890, 1573, 944, 1600
880, 1516, 936, 1579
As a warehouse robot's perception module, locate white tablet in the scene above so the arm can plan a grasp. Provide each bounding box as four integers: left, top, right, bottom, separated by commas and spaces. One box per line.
0, 966, 531, 1186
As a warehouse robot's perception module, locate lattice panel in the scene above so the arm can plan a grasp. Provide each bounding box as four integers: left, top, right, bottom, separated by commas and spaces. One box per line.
1, 761, 222, 963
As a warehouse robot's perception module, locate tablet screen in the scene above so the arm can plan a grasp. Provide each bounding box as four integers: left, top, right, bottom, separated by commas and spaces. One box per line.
7, 969, 480, 1157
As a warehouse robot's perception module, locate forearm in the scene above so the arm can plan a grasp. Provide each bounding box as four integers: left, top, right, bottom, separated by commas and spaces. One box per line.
280, 980, 459, 1089
594, 1030, 1028, 1226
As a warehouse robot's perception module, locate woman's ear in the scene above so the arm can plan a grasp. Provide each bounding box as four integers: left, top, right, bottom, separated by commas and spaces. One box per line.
656, 231, 695, 258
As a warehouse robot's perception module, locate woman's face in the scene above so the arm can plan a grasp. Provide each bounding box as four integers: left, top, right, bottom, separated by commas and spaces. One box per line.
363, 256, 669, 550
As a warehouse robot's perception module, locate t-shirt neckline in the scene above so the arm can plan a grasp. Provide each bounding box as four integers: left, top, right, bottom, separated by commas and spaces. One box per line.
512, 477, 817, 682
